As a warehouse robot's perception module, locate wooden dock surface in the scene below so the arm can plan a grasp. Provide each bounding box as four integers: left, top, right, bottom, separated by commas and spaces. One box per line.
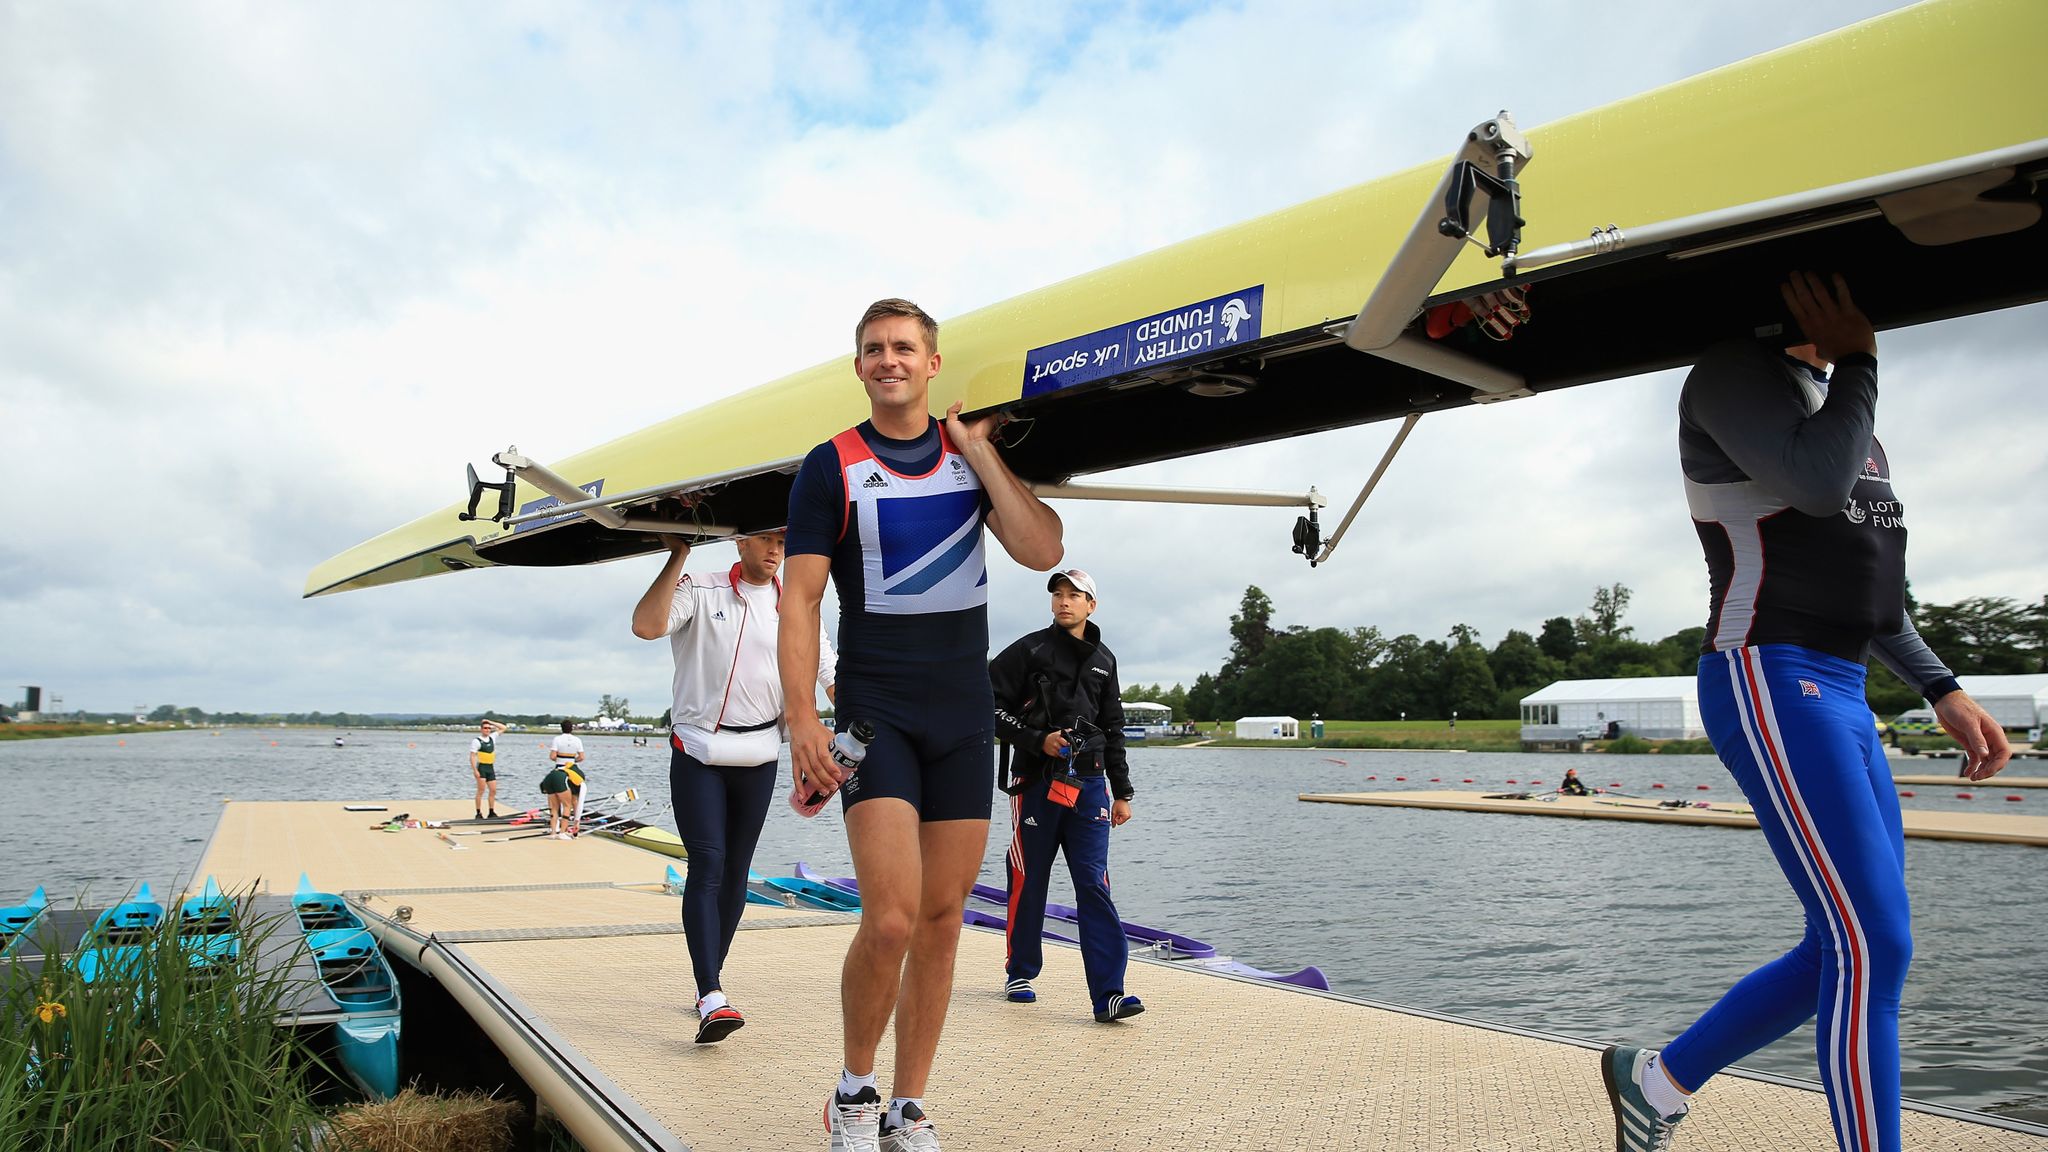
1891, 773, 2048, 789
1298, 790, 2048, 847
195, 800, 2048, 1151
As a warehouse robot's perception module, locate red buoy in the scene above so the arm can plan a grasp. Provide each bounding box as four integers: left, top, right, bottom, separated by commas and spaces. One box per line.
1430, 777, 1441, 783
1652, 783, 1666, 790
1505, 779, 1518, 785
1697, 784, 1711, 790
1462, 778, 1474, 784
2007, 795, 2024, 802
1529, 780, 1543, 785
1898, 790, 1915, 798
1957, 792, 1975, 800
1395, 776, 1407, 782
1366, 775, 1376, 781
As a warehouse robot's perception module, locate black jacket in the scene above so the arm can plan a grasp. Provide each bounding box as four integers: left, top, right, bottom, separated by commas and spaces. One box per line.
989, 621, 1132, 800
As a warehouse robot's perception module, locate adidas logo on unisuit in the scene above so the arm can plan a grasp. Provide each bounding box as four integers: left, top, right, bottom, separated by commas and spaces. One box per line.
1024, 816, 1039, 826
862, 474, 890, 489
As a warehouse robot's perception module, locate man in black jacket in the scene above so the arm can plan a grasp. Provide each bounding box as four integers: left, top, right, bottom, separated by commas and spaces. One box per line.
989, 568, 1142, 1023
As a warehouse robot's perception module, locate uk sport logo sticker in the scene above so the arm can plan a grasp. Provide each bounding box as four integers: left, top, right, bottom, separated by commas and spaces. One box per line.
1022, 285, 1265, 398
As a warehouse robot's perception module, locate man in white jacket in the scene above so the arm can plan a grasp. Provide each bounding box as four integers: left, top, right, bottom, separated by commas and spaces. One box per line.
632, 529, 835, 1044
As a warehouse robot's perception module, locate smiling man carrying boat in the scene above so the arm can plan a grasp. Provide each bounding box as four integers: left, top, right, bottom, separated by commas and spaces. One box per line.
779, 298, 1063, 1152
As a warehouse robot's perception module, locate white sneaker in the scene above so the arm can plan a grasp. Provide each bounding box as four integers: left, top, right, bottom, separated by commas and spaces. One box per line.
826, 1086, 884, 1152
880, 1101, 940, 1151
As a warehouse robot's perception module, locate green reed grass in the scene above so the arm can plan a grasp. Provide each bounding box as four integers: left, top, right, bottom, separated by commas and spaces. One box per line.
0, 889, 328, 1151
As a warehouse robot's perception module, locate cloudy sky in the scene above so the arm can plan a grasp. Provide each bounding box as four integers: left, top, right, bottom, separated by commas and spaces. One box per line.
3, 0, 2041, 717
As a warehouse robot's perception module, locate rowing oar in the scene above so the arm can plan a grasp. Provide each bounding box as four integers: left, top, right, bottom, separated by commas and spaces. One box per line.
494, 797, 664, 844
480, 789, 642, 842
502, 798, 667, 843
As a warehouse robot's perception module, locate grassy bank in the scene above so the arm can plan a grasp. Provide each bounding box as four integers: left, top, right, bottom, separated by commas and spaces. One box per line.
1174, 718, 1525, 752
0, 724, 159, 742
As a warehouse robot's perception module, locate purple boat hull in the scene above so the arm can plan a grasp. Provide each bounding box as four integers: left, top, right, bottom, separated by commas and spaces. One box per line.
968, 882, 1215, 960
790, 864, 1323, 988
791, 864, 1078, 943
1184, 957, 1331, 991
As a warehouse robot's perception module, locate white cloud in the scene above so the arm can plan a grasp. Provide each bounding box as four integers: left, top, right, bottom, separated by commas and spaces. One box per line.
4, 0, 2037, 714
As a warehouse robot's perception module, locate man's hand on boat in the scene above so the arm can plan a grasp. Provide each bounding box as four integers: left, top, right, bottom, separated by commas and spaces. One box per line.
1934, 691, 2011, 781
1779, 271, 1876, 363
788, 715, 842, 799
942, 400, 998, 450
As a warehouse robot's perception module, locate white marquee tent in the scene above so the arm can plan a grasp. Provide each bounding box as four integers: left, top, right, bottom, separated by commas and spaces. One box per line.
1519, 678, 1703, 741
1233, 716, 1299, 740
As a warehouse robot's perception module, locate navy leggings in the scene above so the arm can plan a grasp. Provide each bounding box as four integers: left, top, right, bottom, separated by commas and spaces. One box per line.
669, 746, 776, 1000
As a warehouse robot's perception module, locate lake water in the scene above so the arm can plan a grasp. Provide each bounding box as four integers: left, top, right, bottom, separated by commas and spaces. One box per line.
4, 729, 2042, 1121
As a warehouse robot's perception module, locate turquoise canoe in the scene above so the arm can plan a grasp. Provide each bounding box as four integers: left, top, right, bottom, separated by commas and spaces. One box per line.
0, 886, 48, 959
294, 875, 401, 1100
762, 875, 860, 915
177, 877, 240, 970
74, 882, 164, 985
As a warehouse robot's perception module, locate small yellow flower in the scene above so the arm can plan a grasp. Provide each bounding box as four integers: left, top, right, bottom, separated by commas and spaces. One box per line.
34, 998, 67, 1024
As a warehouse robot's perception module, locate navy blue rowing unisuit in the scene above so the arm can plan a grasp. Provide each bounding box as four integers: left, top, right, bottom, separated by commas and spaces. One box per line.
786, 418, 995, 821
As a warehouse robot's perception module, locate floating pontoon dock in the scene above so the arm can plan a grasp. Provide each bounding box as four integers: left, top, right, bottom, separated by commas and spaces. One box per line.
1891, 774, 2048, 789
195, 800, 2048, 1150
1299, 790, 2048, 847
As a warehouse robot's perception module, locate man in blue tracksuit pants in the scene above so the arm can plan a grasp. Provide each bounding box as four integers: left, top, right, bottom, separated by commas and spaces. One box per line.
990, 568, 1143, 1023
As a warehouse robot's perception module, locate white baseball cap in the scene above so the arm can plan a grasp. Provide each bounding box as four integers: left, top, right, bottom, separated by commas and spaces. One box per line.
1047, 568, 1097, 600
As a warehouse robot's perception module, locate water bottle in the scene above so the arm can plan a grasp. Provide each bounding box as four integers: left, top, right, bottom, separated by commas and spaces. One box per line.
791, 721, 872, 818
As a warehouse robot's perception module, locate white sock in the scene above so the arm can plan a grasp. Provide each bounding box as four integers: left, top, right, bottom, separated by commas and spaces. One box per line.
697, 990, 727, 1017
838, 1067, 877, 1099
1640, 1051, 1691, 1117
887, 1097, 925, 1127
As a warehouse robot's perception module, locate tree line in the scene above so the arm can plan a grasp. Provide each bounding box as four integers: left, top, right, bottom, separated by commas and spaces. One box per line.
1, 696, 651, 728
1118, 585, 2045, 723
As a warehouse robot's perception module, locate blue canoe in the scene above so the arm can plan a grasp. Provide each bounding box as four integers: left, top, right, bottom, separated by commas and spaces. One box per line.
74, 882, 165, 985
761, 874, 862, 914
1, 886, 49, 958
744, 868, 791, 906
294, 875, 400, 1100
664, 863, 799, 908
177, 877, 240, 970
